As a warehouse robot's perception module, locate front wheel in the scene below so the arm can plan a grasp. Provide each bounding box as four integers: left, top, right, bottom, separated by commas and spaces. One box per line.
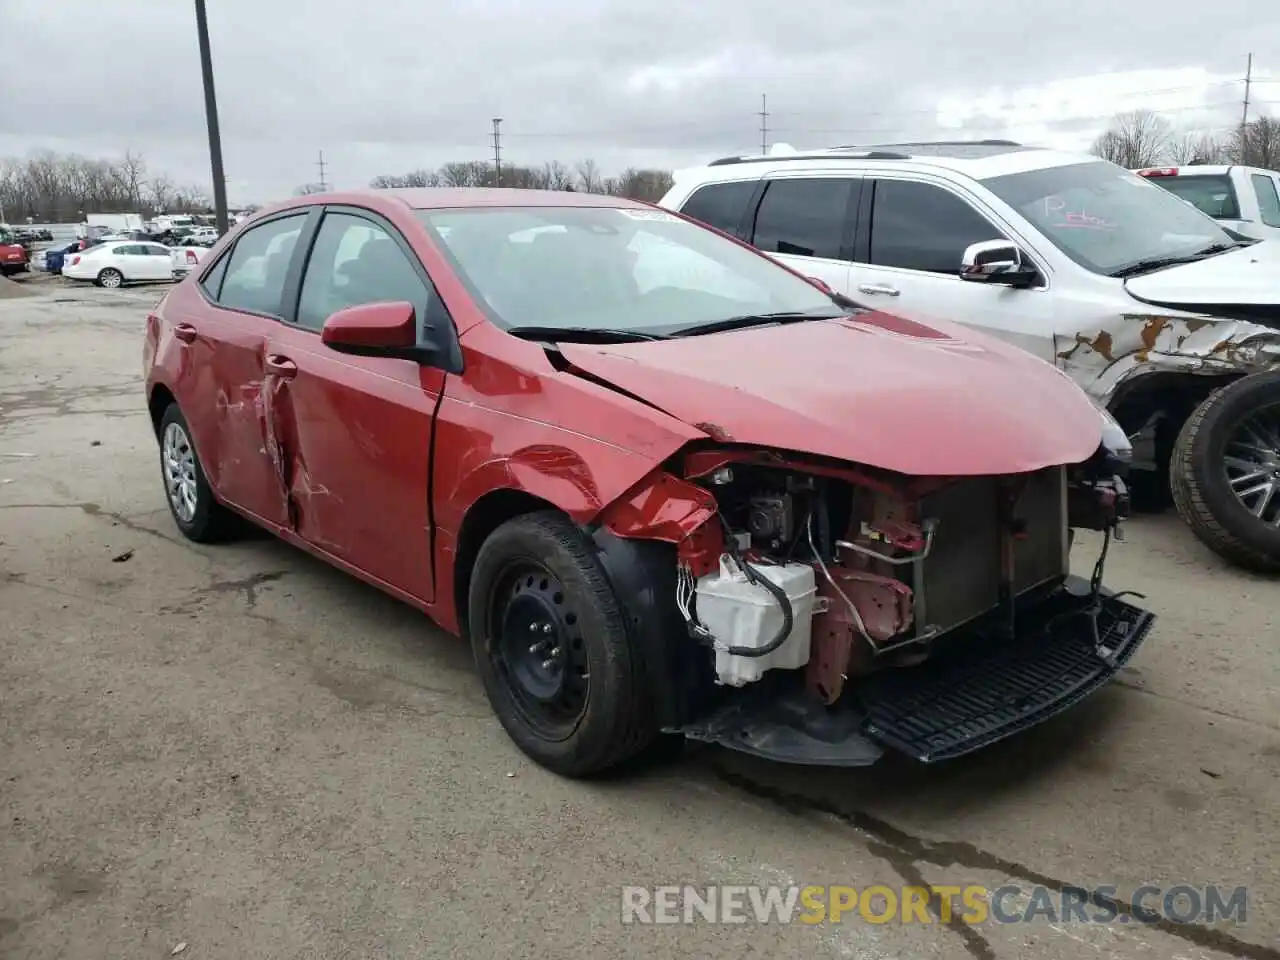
1170, 372, 1280, 573
467, 511, 658, 777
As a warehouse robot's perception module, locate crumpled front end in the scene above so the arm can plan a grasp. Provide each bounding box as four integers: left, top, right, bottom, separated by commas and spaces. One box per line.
602, 441, 1153, 767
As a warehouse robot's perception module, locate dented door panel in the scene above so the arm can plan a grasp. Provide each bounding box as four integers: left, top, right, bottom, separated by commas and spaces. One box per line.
265, 323, 442, 603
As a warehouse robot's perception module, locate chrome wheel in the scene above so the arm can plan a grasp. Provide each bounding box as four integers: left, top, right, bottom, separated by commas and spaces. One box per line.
1223, 406, 1280, 525
99, 269, 122, 288
163, 421, 198, 523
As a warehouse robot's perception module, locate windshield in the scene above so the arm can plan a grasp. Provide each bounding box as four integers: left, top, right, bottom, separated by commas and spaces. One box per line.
0, 227, 13, 244
414, 206, 841, 336
982, 161, 1237, 276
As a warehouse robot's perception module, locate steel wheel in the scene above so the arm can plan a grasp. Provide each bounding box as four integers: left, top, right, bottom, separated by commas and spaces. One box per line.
1222, 403, 1280, 526
487, 559, 591, 742
162, 420, 199, 524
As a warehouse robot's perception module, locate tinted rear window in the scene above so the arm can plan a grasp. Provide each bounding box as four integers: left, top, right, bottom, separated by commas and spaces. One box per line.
679, 181, 757, 235
1147, 174, 1241, 220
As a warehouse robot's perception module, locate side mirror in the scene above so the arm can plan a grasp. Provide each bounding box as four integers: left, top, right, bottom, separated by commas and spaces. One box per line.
321, 300, 431, 359
960, 239, 1037, 286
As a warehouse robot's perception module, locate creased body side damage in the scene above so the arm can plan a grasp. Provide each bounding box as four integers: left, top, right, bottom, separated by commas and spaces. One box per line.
1056, 312, 1280, 405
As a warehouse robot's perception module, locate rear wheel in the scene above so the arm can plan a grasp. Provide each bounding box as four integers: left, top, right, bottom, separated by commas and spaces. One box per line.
467, 511, 658, 777
96, 267, 123, 288
1170, 372, 1280, 573
158, 403, 239, 543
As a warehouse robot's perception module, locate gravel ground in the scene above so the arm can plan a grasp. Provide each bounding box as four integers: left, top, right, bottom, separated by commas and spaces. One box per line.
2, 275, 1277, 960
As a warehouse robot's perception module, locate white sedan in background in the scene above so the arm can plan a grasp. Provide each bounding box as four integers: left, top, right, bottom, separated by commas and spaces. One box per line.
61, 241, 207, 288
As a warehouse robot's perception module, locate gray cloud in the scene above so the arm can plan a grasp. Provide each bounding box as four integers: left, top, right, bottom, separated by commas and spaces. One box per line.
1, 0, 1276, 204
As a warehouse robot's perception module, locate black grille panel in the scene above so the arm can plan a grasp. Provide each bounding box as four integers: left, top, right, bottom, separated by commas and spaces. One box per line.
854, 589, 1153, 762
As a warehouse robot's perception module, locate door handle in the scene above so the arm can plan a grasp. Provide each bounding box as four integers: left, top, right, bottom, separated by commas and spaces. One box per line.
173, 322, 198, 343
265, 355, 297, 379
857, 283, 900, 297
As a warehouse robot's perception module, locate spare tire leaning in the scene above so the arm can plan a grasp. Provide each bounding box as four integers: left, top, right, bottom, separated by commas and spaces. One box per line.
1170, 370, 1280, 574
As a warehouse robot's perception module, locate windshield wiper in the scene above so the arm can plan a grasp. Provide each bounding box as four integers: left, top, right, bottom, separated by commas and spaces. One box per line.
670, 310, 847, 338
504, 325, 669, 343
1110, 241, 1246, 278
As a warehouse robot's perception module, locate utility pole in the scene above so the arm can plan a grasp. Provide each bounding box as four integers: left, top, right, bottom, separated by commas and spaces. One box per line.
316, 150, 329, 191
492, 118, 503, 186
759, 94, 769, 155
1240, 53, 1254, 150
194, 0, 229, 236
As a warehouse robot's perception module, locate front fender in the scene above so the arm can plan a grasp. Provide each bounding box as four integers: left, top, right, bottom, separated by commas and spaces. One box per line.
1055, 313, 1280, 405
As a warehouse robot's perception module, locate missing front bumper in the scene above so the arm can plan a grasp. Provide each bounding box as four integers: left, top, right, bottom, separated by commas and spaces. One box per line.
675, 575, 1155, 767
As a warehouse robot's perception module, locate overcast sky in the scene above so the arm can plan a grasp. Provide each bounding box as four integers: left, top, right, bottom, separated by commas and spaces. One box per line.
2, 0, 1277, 205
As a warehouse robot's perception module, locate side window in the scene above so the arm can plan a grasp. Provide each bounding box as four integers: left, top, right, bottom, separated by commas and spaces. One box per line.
200, 253, 228, 299
296, 212, 428, 332
1251, 174, 1280, 228
679, 181, 757, 235
145, 244, 170, 257
117, 245, 143, 256
751, 178, 853, 260
869, 180, 1005, 275
216, 214, 307, 316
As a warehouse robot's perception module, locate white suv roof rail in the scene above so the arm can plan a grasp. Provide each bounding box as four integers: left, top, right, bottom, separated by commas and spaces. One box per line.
705, 139, 1033, 168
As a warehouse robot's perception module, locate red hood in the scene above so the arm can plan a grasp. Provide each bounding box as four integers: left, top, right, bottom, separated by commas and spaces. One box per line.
557, 312, 1103, 476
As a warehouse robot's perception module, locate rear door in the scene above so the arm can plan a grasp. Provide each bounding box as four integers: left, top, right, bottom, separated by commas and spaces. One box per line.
178, 211, 314, 528
114, 244, 149, 280
742, 175, 859, 294
850, 175, 1057, 362
143, 243, 174, 279
264, 206, 448, 602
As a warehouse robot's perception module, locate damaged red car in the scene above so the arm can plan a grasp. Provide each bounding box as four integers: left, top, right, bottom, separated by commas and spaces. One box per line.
144, 188, 1154, 777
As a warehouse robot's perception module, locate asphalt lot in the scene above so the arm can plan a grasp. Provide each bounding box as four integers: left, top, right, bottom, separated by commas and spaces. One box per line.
2, 269, 1278, 960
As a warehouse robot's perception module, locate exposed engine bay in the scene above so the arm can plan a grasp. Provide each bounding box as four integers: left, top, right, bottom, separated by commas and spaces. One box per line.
645, 441, 1151, 766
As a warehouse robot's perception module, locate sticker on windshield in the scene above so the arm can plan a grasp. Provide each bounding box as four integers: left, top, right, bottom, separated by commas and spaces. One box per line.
618, 209, 681, 222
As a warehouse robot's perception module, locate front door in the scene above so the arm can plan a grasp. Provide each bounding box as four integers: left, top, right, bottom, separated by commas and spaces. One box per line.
848, 176, 1057, 363
265, 208, 444, 602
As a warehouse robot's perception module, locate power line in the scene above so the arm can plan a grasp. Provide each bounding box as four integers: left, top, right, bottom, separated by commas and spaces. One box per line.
492, 117, 503, 186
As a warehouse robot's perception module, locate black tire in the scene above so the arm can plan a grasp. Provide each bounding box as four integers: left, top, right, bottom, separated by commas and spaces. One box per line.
157, 402, 239, 543
1170, 372, 1280, 574
467, 511, 658, 777
96, 267, 123, 288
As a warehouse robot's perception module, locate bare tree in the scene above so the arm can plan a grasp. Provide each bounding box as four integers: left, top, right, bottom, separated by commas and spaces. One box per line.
146, 174, 174, 213
575, 159, 604, 193
1234, 116, 1280, 169
293, 182, 327, 196
1170, 132, 1232, 165
1090, 109, 1175, 168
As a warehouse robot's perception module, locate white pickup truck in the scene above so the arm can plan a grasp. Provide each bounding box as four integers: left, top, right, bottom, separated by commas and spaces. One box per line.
1134, 164, 1280, 241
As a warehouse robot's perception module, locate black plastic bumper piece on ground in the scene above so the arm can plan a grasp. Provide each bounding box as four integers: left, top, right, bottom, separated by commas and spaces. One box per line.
675, 577, 1155, 767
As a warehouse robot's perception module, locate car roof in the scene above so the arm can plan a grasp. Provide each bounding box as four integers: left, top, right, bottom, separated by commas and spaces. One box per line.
672, 140, 1106, 185
275, 187, 653, 211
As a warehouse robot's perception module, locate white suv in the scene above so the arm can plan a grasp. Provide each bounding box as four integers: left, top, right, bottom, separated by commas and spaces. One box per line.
659, 141, 1280, 572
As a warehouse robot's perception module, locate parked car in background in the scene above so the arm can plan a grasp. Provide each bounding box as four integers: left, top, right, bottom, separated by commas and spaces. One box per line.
143, 187, 1148, 779
0, 225, 30, 275
33, 240, 81, 273
62, 240, 179, 287
1134, 164, 1280, 241
659, 141, 1280, 572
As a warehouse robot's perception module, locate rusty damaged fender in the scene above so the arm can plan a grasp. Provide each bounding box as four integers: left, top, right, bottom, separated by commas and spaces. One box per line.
1055, 312, 1280, 405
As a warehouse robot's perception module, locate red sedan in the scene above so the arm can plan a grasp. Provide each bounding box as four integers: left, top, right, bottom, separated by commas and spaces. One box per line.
144, 188, 1153, 777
